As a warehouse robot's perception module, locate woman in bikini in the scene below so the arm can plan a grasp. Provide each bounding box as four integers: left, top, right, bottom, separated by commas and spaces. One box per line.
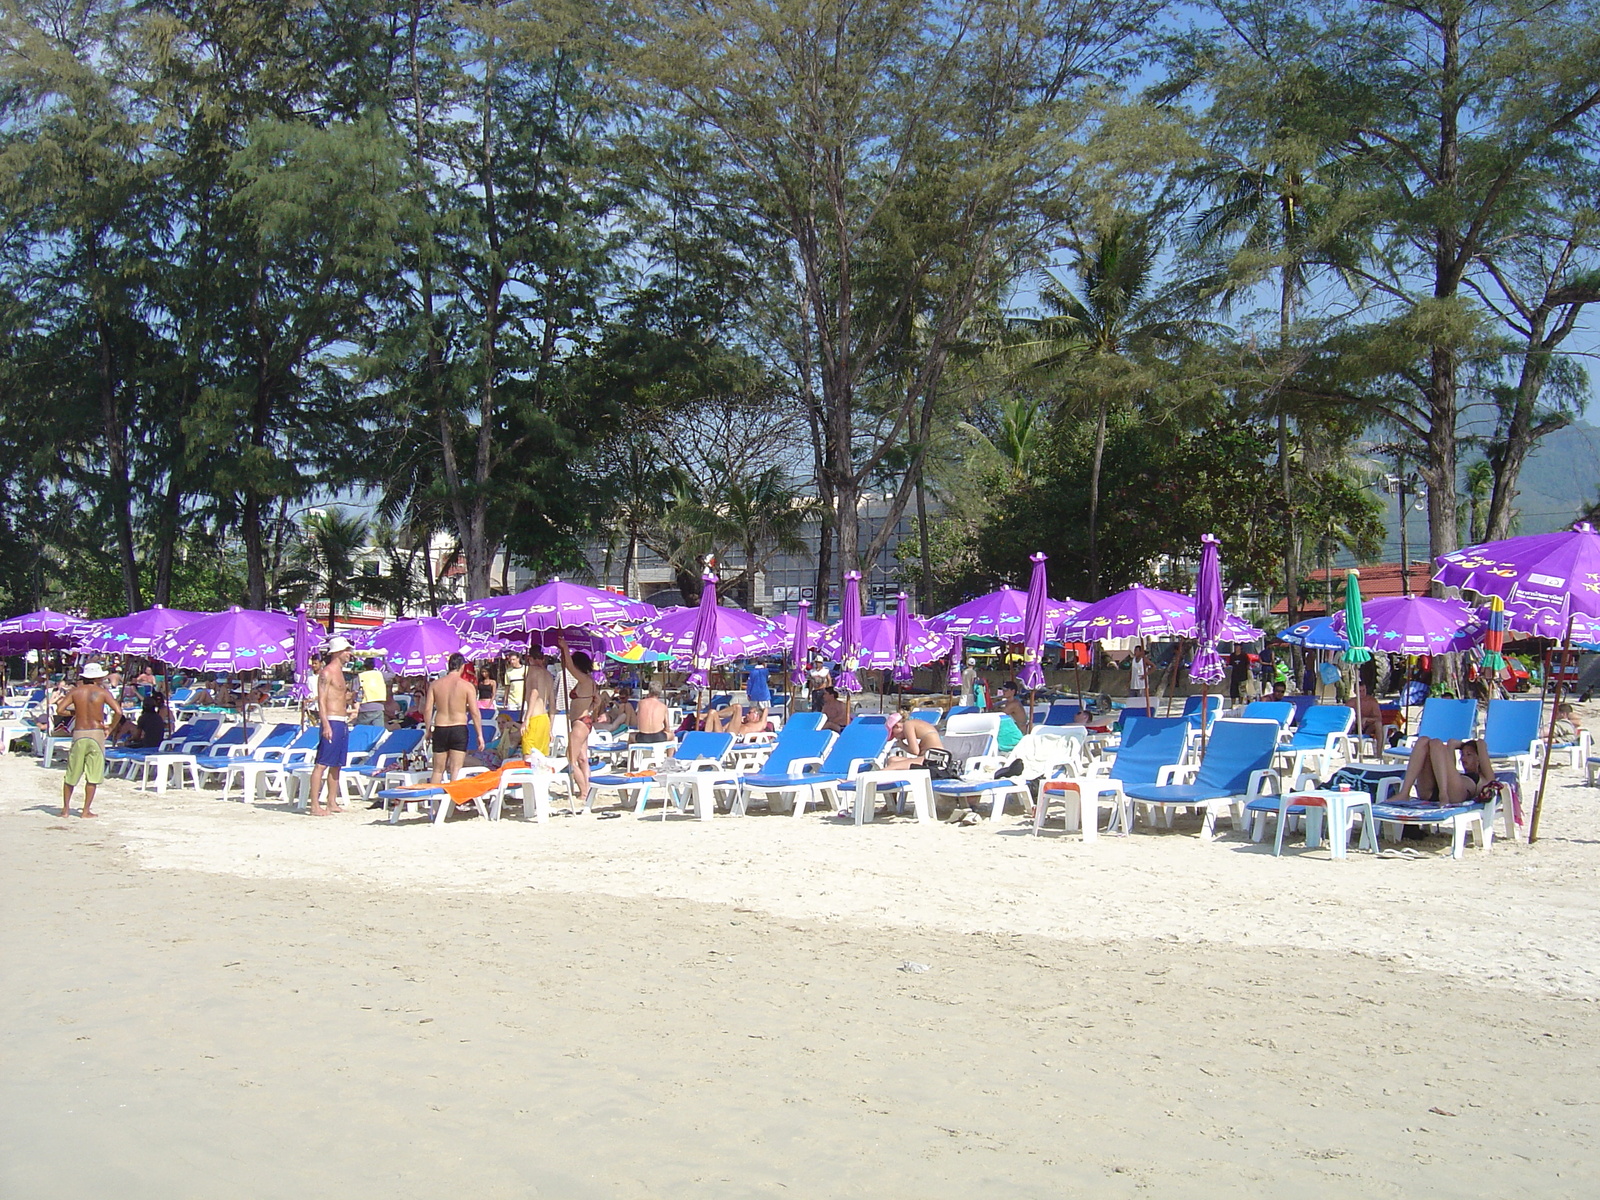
1394, 736, 1496, 805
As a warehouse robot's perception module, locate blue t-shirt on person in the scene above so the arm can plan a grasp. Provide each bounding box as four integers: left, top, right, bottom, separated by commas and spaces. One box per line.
746, 664, 771, 704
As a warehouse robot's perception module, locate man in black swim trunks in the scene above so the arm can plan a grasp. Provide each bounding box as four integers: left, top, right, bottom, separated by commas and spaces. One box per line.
422, 653, 484, 784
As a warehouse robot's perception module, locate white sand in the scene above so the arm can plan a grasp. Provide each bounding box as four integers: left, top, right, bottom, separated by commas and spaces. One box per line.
4, 743, 1600, 1197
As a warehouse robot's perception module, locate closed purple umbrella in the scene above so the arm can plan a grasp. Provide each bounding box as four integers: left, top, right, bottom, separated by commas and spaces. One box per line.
687, 572, 721, 688
947, 636, 964, 692
836, 572, 864, 693
1019, 552, 1050, 690
892, 593, 916, 685
1190, 534, 1227, 686
789, 600, 814, 689
290, 606, 314, 700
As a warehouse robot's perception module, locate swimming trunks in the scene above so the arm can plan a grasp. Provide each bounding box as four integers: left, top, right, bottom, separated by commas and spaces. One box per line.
65, 731, 107, 786
316, 719, 349, 768
432, 724, 469, 754
520, 713, 551, 757
629, 730, 671, 743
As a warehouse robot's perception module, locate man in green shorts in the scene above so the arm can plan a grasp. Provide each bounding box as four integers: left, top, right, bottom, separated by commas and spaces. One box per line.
57, 662, 122, 818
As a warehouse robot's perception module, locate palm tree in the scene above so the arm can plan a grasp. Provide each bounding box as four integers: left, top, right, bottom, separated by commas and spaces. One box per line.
277, 509, 386, 630
1013, 218, 1206, 597
957, 394, 1046, 485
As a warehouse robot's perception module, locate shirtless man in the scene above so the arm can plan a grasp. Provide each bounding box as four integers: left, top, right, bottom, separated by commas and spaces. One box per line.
306, 637, 354, 816
423, 653, 485, 785
1349, 682, 1383, 744
819, 687, 850, 732
56, 662, 122, 817
557, 636, 601, 810
630, 684, 670, 744
526, 652, 557, 717
519, 667, 553, 757
999, 680, 1033, 735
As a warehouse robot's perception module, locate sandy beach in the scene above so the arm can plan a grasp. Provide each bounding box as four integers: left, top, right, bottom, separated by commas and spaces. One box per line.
4, 744, 1599, 1198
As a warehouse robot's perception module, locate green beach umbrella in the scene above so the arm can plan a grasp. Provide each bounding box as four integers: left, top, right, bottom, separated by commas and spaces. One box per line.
1340, 570, 1373, 664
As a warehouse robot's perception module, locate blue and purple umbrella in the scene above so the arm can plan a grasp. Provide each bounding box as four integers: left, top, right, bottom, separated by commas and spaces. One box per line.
441, 578, 655, 638
817, 608, 954, 672
153, 607, 323, 671
929, 587, 1080, 640
1280, 615, 1347, 650
1060, 586, 1261, 644
633, 583, 785, 676
1018, 553, 1051, 690
0, 608, 92, 654
351, 617, 510, 674
1329, 594, 1483, 654
1434, 521, 1600, 623
75, 605, 205, 657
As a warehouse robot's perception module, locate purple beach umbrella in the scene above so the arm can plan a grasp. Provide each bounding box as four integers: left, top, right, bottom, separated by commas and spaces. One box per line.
1329, 594, 1484, 654
947, 636, 964, 692
928, 587, 1080, 640
818, 609, 954, 672
74, 605, 205, 657
290, 606, 314, 700
153, 607, 321, 672
351, 617, 510, 674
1019, 553, 1051, 690
835, 572, 865, 692
441, 578, 655, 638
0, 608, 92, 654
1060, 586, 1261, 644
1434, 521, 1600, 841
633, 586, 786, 673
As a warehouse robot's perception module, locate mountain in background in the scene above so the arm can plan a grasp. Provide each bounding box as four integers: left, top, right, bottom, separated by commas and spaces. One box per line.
1506, 419, 1600, 533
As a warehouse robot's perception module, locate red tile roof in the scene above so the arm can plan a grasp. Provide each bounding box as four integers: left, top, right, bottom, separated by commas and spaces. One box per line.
1270, 562, 1436, 616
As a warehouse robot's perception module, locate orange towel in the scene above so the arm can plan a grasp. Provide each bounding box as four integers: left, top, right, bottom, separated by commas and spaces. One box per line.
395, 761, 532, 805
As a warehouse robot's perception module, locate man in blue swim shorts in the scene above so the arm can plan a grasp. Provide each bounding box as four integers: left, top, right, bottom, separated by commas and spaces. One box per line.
306, 636, 354, 817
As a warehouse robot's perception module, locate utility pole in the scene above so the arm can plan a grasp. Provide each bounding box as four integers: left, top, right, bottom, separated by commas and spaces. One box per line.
1397, 453, 1410, 597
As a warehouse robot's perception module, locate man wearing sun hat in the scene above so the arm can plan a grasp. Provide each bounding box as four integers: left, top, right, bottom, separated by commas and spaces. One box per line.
56, 662, 122, 818
305, 636, 354, 817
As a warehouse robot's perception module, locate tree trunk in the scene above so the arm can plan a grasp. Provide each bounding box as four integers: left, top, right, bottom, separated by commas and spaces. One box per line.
916, 473, 933, 612
1087, 396, 1108, 599
1423, 346, 1461, 571
97, 323, 142, 613
243, 492, 267, 608
151, 472, 184, 606
814, 512, 833, 616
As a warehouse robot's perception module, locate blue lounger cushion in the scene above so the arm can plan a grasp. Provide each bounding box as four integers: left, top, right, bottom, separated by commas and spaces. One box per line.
1370, 802, 1481, 823
1124, 783, 1238, 804
932, 779, 1018, 794
743, 771, 845, 789
377, 786, 444, 800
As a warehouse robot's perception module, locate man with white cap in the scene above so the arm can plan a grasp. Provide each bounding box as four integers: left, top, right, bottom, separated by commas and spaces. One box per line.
56, 662, 122, 818
306, 636, 354, 817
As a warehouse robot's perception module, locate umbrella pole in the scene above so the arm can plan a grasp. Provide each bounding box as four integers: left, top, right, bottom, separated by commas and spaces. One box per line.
1528, 616, 1575, 844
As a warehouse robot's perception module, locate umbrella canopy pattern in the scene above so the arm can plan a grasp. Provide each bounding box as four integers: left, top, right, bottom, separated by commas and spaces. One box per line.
1434, 522, 1600, 621
1330, 594, 1483, 655
1492, 598, 1600, 643
1340, 571, 1374, 664
0, 608, 93, 654
350, 617, 509, 674
1190, 535, 1227, 685
817, 611, 955, 671
633, 593, 786, 668
929, 587, 1080, 640
1280, 615, 1348, 650
441, 579, 655, 638
835, 572, 865, 692
75, 606, 205, 657
1018, 554, 1051, 690
153, 607, 322, 672
1060, 586, 1261, 644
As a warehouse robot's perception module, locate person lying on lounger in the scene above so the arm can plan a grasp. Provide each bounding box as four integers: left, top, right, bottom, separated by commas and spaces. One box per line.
1393, 736, 1495, 805
883, 709, 943, 769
